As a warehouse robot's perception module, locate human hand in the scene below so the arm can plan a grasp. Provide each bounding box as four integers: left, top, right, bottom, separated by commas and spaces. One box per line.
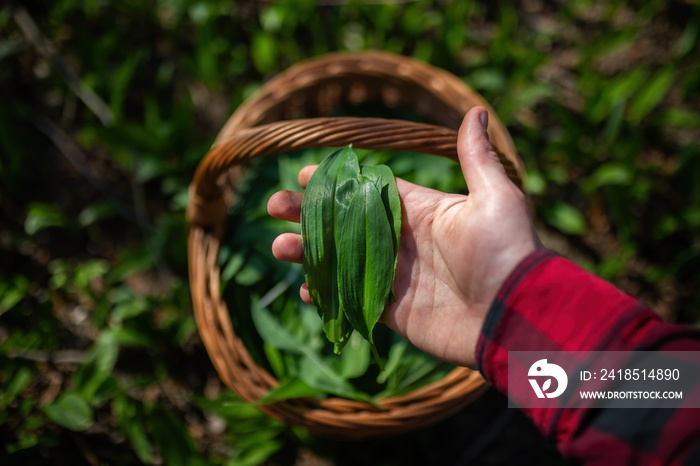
267, 106, 541, 367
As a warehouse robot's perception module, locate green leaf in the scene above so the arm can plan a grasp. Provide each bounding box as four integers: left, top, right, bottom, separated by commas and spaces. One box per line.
125, 417, 153, 463
149, 407, 204, 466
375, 342, 452, 398
628, 68, 675, 122
251, 32, 277, 74
603, 102, 625, 144
542, 202, 588, 235
2, 366, 32, 408
360, 165, 401, 278
111, 298, 150, 322
468, 68, 507, 93
78, 200, 120, 226
301, 147, 360, 353
44, 392, 94, 431
516, 83, 552, 110
24, 203, 67, 235
263, 343, 286, 379
297, 353, 371, 402
72, 332, 119, 400
256, 377, 326, 404
250, 299, 308, 354
583, 164, 633, 191
588, 69, 647, 123
113, 396, 153, 463
0, 275, 29, 315
523, 171, 546, 195
658, 108, 700, 128
675, 8, 700, 58
74, 259, 109, 291
388, 356, 448, 395
110, 51, 144, 123
235, 255, 267, 286
376, 337, 408, 384
338, 332, 370, 379
108, 247, 157, 283
337, 178, 393, 355
231, 440, 284, 466
221, 251, 245, 284
260, 6, 284, 32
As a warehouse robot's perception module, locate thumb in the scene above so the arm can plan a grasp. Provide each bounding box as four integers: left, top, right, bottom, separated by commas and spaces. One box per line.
457, 106, 512, 195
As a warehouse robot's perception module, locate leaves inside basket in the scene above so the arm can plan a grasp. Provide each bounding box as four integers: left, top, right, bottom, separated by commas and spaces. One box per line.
251, 298, 372, 402
250, 295, 451, 403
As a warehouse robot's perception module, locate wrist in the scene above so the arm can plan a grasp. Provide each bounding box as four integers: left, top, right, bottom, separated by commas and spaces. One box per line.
475, 249, 557, 374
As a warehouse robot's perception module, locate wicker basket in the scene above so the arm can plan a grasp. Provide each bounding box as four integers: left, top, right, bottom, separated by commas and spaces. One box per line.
187, 51, 524, 440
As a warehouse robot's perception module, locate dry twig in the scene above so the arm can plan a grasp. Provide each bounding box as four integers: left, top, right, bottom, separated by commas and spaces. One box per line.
13, 6, 114, 127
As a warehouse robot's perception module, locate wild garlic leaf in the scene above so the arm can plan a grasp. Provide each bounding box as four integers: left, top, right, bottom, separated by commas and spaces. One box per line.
298, 353, 372, 402
301, 147, 402, 369
256, 377, 326, 405
337, 177, 394, 364
301, 146, 360, 353
360, 165, 401, 255
251, 299, 308, 354
360, 165, 401, 296
338, 332, 371, 380
376, 336, 409, 384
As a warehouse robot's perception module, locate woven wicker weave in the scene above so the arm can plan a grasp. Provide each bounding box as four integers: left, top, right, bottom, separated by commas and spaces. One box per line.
187, 51, 524, 439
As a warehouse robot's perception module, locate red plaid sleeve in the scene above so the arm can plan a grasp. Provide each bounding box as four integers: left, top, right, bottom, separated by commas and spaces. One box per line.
475, 250, 700, 465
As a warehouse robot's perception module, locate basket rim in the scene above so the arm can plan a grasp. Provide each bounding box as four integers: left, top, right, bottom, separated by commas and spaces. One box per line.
188, 50, 524, 438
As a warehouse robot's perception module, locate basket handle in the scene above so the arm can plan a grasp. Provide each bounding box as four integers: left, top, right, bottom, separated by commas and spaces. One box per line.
187, 116, 521, 229
211, 52, 520, 160
215, 51, 500, 132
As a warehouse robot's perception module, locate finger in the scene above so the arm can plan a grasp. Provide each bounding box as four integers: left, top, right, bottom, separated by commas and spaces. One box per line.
300, 283, 312, 304
271, 233, 303, 263
298, 165, 318, 189
267, 190, 302, 222
457, 106, 513, 195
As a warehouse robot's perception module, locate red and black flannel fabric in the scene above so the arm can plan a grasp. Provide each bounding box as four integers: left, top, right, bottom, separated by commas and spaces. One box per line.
475, 250, 700, 465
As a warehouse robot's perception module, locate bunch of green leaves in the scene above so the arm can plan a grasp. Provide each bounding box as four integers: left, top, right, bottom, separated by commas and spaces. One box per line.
301, 147, 401, 365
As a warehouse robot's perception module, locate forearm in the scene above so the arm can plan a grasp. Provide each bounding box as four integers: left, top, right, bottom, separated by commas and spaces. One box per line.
476, 250, 700, 464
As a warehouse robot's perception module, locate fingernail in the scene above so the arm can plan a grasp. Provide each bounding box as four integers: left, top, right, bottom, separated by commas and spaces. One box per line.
479, 111, 489, 131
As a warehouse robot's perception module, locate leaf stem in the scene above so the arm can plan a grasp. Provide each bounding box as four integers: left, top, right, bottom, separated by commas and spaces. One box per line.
370, 344, 385, 372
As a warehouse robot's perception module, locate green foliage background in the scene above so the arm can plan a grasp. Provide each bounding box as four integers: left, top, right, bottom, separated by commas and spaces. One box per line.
1, 0, 699, 464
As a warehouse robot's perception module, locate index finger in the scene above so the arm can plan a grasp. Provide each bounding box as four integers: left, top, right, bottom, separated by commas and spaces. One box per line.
298, 165, 318, 189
